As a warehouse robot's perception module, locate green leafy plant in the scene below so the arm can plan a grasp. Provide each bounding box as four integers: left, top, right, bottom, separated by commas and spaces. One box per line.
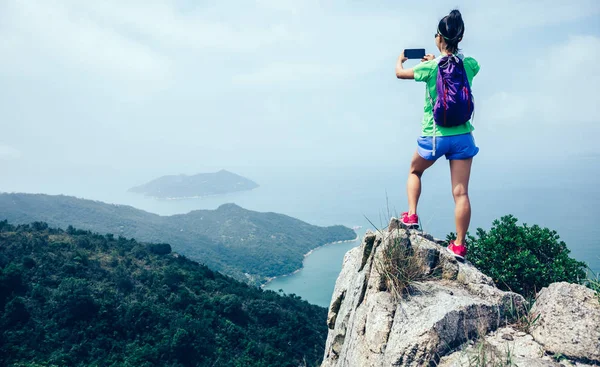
449, 215, 586, 298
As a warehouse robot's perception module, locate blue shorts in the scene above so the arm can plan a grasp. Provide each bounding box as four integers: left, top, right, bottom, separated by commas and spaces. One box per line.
417, 133, 479, 161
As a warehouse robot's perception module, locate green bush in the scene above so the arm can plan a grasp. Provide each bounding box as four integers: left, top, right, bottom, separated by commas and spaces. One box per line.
455, 215, 586, 298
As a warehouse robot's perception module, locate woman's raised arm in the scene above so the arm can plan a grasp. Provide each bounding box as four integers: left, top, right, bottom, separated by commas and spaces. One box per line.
395, 52, 415, 79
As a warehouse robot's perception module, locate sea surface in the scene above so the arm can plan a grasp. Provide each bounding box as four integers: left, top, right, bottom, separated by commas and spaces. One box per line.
3, 158, 599, 307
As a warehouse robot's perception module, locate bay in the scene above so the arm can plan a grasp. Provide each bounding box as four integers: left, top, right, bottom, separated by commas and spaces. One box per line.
263, 238, 362, 307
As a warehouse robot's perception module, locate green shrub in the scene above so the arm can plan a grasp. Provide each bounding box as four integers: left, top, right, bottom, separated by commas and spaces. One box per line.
461, 215, 586, 298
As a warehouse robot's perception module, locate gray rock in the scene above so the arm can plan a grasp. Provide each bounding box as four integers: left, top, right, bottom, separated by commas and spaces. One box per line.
387, 217, 401, 232
530, 282, 600, 363
321, 222, 600, 367
439, 326, 600, 367
439, 327, 558, 366
321, 223, 525, 367
502, 333, 514, 341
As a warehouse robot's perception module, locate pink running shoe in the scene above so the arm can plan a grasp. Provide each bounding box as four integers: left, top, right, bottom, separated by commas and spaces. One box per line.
447, 240, 467, 260
400, 212, 419, 228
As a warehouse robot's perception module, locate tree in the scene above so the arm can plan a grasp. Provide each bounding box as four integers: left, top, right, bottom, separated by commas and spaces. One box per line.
0, 263, 25, 308
2, 296, 30, 327
148, 243, 171, 255
466, 215, 586, 297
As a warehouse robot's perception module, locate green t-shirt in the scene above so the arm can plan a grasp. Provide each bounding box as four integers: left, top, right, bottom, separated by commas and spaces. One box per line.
413, 55, 480, 136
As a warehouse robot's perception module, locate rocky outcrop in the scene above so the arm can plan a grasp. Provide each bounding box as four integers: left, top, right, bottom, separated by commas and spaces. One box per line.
439, 326, 597, 367
321, 219, 600, 367
321, 221, 526, 367
530, 282, 600, 364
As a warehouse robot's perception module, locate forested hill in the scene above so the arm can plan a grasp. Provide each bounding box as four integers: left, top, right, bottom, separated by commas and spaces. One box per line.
0, 221, 328, 367
0, 193, 356, 284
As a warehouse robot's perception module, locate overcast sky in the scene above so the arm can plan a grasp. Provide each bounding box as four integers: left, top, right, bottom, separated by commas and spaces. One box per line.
1, 0, 599, 190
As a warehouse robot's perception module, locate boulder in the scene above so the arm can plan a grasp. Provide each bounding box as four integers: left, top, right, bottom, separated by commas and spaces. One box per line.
439, 326, 598, 367
530, 282, 600, 363
321, 222, 525, 367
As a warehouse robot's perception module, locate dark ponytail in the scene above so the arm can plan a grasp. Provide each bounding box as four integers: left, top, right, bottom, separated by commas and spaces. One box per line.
438, 9, 464, 54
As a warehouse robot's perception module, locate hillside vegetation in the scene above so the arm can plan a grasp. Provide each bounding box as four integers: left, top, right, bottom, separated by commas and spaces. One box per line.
0, 221, 328, 367
0, 193, 356, 284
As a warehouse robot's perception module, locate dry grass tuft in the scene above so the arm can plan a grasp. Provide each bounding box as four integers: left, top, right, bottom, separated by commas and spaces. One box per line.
375, 235, 438, 301
584, 268, 600, 304
465, 339, 515, 367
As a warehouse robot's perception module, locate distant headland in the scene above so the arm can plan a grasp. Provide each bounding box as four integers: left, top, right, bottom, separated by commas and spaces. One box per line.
128, 169, 259, 199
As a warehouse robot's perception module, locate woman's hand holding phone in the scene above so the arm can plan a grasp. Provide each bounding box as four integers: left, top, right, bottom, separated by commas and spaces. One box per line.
399, 51, 408, 64
421, 54, 435, 62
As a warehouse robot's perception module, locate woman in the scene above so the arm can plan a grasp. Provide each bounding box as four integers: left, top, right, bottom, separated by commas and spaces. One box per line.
395, 9, 480, 260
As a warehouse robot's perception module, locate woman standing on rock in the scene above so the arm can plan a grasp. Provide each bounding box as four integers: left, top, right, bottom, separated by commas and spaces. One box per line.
395, 9, 480, 260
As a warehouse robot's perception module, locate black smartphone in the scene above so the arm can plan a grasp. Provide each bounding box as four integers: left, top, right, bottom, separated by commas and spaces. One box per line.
404, 48, 426, 59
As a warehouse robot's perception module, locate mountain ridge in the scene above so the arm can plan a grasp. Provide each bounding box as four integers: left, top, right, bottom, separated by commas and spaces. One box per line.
0, 193, 356, 285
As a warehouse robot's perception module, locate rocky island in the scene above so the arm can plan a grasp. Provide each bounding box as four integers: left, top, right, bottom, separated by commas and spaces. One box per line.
128, 169, 259, 199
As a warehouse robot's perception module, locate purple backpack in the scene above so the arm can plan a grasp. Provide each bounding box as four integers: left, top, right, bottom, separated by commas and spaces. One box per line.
430, 55, 474, 127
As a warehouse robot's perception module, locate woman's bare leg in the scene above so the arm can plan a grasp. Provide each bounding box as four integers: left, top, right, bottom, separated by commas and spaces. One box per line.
407, 151, 436, 215
449, 158, 473, 245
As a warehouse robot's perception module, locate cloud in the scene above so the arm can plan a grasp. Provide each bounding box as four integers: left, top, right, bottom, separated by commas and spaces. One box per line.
479, 35, 600, 128
254, 0, 325, 15
0, 0, 598, 172
3, 0, 596, 88
0, 0, 307, 88
0, 0, 171, 88
77, 1, 306, 52
477, 92, 527, 128
0, 145, 21, 160
532, 35, 600, 124
233, 63, 352, 84
467, 0, 600, 41
229, 0, 599, 86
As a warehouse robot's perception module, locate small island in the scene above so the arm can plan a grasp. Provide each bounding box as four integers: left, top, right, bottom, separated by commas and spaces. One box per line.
128, 169, 259, 199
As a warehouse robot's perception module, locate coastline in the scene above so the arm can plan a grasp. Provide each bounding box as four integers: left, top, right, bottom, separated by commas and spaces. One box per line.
260, 233, 361, 288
